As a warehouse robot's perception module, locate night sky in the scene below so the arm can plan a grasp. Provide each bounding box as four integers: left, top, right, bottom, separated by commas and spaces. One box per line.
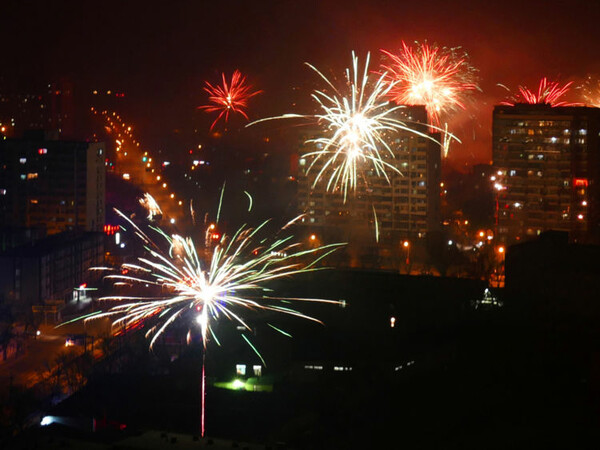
2, 0, 600, 165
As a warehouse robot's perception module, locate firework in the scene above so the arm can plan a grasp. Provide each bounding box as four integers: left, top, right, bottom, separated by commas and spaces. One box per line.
84, 202, 343, 436
502, 77, 581, 106
139, 193, 162, 221
199, 70, 262, 130
380, 42, 479, 127
579, 75, 600, 107
251, 52, 432, 201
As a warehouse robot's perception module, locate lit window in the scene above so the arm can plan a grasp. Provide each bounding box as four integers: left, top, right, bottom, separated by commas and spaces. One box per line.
509, 170, 516, 176
299, 158, 306, 166
579, 129, 587, 136
236, 364, 246, 376
20, 174, 26, 180
0, 189, 6, 195
253, 365, 262, 377
19, 158, 26, 164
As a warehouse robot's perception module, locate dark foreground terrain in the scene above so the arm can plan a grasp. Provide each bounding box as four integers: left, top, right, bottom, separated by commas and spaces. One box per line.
3, 271, 600, 449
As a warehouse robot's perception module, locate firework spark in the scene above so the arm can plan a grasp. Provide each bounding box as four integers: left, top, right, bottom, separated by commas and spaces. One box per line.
251, 52, 432, 201
92, 210, 342, 349
380, 41, 479, 127
139, 193, 162, 221
198, 70, 262, 130
502, 77, 581, 106
579, 75, 600, 107
84, 203, 343, 435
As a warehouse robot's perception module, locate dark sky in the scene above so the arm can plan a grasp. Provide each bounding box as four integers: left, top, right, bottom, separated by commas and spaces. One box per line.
3, 0, 600, 165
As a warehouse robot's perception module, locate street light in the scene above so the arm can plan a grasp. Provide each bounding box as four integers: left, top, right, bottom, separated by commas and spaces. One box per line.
495, 245, 505, 288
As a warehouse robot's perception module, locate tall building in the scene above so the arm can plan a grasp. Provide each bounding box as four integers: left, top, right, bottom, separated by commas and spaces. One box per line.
492, 104, 600, 245
0, 231, 104, 322
297, 106, 441, 266
0, 79, 77, 139
0, 131, 105, 235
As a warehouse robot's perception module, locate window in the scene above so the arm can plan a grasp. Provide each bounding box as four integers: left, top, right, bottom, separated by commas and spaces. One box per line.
236, 364, 246, 376
253, 365, 262, 377
19, 158, 26, 164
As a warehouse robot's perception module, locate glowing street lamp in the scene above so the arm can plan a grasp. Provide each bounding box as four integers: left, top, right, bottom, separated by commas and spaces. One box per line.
403, 240, 410, 266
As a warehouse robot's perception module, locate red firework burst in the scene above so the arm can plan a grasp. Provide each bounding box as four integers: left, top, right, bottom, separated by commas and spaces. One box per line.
503, 78, 581, 106
380, 42, 478, 127
199, 70, 262, 130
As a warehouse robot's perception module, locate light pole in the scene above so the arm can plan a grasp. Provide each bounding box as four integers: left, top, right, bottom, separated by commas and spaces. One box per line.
496, 245, 505, 288
403, 240, 410, 267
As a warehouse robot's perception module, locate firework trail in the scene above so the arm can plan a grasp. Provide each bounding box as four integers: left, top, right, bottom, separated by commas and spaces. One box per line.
139, 193, 162, 221
251, 51, 433, 201
199, 70, 262, 130
92, 212, 343, 349
83, 197, 344, 436
501, 77, 581, 106
380, 41, 479, 128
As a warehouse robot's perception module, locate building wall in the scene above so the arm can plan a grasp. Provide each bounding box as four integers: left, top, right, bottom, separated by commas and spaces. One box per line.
0, 232, 104, 307
86, 142, 106, 232
0, 135, 105, 234
492, 105, 600, 245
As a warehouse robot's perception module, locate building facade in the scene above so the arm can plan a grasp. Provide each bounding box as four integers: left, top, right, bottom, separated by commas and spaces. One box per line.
0, 232, 104, 322
492, 104, 600, 245
0, 131, 105, 235
297, 106, 441, 266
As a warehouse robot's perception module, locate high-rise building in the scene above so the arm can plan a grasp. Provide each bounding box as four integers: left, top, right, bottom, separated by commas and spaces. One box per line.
0, 131, 105, 234
492, 104, 600, 245
0, 79, 78, 139
297, 105, 441, 266
0, 231, 104, 323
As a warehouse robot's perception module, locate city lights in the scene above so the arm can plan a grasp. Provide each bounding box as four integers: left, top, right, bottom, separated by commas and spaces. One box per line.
3, 8, 600, 445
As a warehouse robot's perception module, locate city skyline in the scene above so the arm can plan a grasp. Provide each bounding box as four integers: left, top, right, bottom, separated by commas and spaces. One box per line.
2, 0, 600, 166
